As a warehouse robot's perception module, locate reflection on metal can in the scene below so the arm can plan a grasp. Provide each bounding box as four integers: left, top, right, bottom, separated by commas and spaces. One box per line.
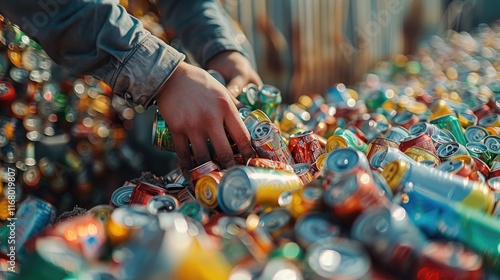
237, 83, 259, 110
465, 126, 489, 143
217, 166, 302, 215
392, 111, 419, 130
430, 114, 467, 146
294, 212, 341, 249
323, 148, 371, 182
110, 185, 134, 208
304, 237, 371, 280
437, 142, 469, 161
326, 128, 368, 153
147, 194, 180, 215
251, 121, 294, 166
288, 131, 322, 164
351, 205, 427, 276
254, 84, 282, 121
244, 109, 271, 133
478, 113, 500, 127
195, 171, 224, 209
404, 146, 441, 167
129, 182, 167, 206
292, 163, 314, 185
88, 204, 114, 224
436, 160, 479, 181
484, 136, 500, 155
366, 137, 400, 167
399, 132, 437, 156
466, 142, 492, 164
258, 208, 292, 238
278, 186, 324, 219
246, 157, 293, 172
189, 161, 220, 182
416, 241, 483, 280
382, 160, 494, 213
385, 125, 410, 144
409, 122, 441, 137
324, 171, 389, 223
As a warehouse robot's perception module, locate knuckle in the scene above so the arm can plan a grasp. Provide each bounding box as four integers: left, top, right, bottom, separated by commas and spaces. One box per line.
217, 151, 234, 166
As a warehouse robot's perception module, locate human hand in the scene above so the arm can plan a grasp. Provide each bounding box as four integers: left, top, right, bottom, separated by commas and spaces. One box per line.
206, 51, 263, 98
155, 62, 255, 178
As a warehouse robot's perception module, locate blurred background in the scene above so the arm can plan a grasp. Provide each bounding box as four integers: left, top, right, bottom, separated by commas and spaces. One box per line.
1, 0, 500, 213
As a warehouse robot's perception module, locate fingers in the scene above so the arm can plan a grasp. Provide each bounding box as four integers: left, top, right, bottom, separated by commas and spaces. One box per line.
207, 124, 235, 169
188, 132, 211, 166
249, 72, 264, 88
226, 75, 245, 98
172, 133, 194, 180
224, 109, 255, 162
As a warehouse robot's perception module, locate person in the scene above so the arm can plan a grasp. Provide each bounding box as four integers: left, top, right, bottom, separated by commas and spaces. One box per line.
0, 0, 262, 178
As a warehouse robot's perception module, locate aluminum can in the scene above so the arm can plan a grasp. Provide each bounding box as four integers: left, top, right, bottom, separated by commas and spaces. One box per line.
147, 194, 180, 215
479, 113, 500, 127
326, 128, 368, 153
251, 121, 294, 166
195, 171, 224, 209
465, 125, 489, 143
392, 112, 419, 130
254, 84, 282, 121
369, 146, 418, 170
178, 201, 208, 223
399, 132, 438, 156
381, 160, 495, 213
415, 241, 483, 280
0, 81, 15, 103
385, 125, 410, 144
429, 100, 455, 120
258, 208, 292, 238
351, 204, 427, 276
110, 185, 134, 207
466, 142, 492, 165
288, 131, 322, 164
294, 212, 341, 249
129, 182, 167, 206
304, 237, 371, 280
323, 148, 371, 183
246, 157, 293, 172
366, 137, 399, 167
278, 186, 324, 219
152, 109, 175, 151
485, 126, 500, 136
292, 163, 314, 185
436, 159, 480, 181
88, 204, 113, 224
404, 146, 441, 167
1, 196, 56, 256
409, 122, 441, 137
237, 83, 259, 109
436, 141, 469, 161
189, 160, 220, 182
457, 110, 478, 128
345, 125, 368, 143
243, 109, 272, 133
430, 114, 467, 146
106, 205, 158, 245
217, 166, 302, 215
324, 171, 389, 223
484, 136, 500, 155
176, 187, 196, 205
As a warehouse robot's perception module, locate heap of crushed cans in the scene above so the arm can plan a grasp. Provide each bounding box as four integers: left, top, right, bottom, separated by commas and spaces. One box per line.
3, 18, 500, 279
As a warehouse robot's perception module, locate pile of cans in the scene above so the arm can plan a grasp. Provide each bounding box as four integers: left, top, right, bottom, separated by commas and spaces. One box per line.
5, 19, 500, 279
0, 15, 147, 212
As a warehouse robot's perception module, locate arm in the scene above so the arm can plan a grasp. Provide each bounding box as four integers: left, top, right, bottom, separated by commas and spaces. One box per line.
0, 0, 254, 177
0, 0, 184, 107
156, 0, 262, 96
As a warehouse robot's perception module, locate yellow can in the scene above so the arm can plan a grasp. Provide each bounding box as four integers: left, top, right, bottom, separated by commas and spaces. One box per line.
195, 171, 224, 209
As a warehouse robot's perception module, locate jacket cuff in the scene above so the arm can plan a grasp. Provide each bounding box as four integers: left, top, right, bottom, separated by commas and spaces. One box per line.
93, 33, 185, 108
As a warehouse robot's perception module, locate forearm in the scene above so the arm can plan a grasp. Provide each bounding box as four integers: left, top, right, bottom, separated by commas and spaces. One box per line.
0, 0, 185, 107
156, 0, 243, 68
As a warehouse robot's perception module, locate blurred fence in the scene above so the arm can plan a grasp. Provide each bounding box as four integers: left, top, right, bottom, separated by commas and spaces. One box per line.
220, 0, 442, 102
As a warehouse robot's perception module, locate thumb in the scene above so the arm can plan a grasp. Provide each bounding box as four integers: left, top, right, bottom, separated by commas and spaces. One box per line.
226, 76, 245, 98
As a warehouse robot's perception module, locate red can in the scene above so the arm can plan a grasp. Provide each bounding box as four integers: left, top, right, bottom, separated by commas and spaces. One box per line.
346, 125, 368, 143
288, 130, 323, 164
392, 111, 419, 130
472, 103, 491, 121
399, 132, 438, 156
129, 182, 167, 206
415, 241, 483, 280
0, 81, 15, 103
189, 160, 220, 182
251, 121, 295, 166
323, 170, 390, 223
246, 157, 294, 172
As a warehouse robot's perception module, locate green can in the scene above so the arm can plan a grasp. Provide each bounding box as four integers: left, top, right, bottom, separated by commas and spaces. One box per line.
254, 85, 282, 122
152, 109, 175, 151
237, 83, 259, 109
326, 128, 368, 153
430, 114, 467, 146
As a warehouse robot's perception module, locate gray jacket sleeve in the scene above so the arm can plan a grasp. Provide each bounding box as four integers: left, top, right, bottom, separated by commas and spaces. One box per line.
156, 0, 244, 67
0, 0, 185, 108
